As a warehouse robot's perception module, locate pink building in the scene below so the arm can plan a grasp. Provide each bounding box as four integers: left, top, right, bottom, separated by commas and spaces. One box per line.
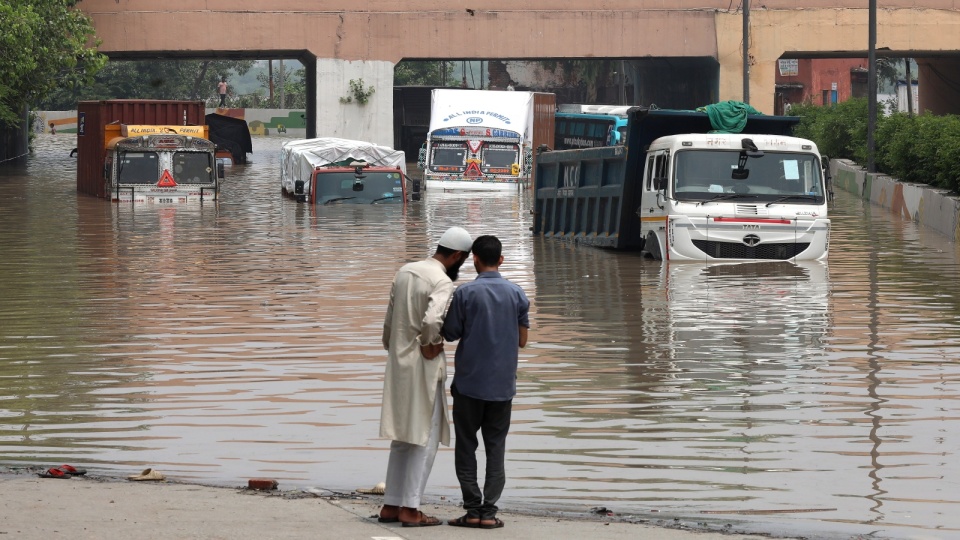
774, 58, 868, 115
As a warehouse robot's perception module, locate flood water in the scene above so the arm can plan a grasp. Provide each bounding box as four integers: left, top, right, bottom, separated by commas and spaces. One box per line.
2, 135, 959, 539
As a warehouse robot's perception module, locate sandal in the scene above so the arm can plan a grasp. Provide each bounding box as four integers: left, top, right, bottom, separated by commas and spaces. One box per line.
401, 511, 442, 527
480, 517, 505, 529
58, 464, 87, 476
448, 514, 481, 528
37, 468, 72, 479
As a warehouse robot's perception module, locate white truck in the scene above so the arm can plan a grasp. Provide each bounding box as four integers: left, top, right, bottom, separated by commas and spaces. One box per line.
419, 89, 555, 192
533, 105, 830, 262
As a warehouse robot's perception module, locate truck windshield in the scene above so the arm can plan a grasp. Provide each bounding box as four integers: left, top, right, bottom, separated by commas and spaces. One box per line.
481, 144, 519, 171
672, 150, 824, 204
173, 152, 215, 185
315, 171, 405, 204
117, 152, 160, 184
429, 143, 467, 173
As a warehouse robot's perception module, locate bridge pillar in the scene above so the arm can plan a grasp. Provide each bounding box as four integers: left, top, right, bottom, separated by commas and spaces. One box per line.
315, 59, 395, 147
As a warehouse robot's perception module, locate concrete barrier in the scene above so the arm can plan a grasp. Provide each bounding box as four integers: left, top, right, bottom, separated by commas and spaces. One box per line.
830, 159, 960, 241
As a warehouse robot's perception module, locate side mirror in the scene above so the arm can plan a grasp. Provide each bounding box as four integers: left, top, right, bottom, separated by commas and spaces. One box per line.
217, 161, 225, 179
294, 179, 305, 196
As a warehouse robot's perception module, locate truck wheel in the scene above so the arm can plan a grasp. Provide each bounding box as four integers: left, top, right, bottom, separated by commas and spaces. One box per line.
644, 232, 663, 261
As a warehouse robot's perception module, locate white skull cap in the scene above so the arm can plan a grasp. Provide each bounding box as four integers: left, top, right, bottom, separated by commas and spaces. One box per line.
438, 226, 473, 252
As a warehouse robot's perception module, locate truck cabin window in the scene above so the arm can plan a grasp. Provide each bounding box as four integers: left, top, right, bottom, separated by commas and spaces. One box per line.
481, 145, 519, 168
117, 152, 160, 184
430, 144, 467, 172
173, 152, 214, 184
672, 150, 824, 203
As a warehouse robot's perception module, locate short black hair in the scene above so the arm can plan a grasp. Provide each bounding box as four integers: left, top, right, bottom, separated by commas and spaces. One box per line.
471, 235, 501, 266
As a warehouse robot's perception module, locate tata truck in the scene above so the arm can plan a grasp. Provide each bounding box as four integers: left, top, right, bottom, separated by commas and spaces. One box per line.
532, 105, 830, 262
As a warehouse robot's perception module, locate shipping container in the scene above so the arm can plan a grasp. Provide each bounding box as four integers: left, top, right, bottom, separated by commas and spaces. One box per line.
76, 100, 205, 198
530, 92, 556, 179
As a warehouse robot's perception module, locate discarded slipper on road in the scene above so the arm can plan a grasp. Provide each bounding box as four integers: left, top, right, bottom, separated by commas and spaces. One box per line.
127, 468, 165, 481
58, 464, 87, 476
37, 468, 73, 479
356, 481, 386, 495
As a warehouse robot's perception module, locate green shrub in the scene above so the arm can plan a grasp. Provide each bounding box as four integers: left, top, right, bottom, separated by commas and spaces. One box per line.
789, 100, 960, 193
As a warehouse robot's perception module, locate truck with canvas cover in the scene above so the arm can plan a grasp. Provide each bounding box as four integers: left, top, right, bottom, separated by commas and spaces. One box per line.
532, 103, 830, 261
280, 138, 417, 205
420, 89, 555, 191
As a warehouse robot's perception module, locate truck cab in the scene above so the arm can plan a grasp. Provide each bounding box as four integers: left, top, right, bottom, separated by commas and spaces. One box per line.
304, 161, 417, 205
638, 134, 830, 261
105, 125, 222, 203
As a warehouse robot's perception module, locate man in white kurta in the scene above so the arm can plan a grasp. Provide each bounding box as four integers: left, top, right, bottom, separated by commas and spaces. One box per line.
379, 226, 473, 527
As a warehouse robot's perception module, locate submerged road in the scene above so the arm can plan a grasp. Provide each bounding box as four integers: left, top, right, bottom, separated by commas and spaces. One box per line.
1, 135, 959, 539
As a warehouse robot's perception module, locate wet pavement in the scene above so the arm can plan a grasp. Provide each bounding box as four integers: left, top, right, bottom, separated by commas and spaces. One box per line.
1, 134, 959, 539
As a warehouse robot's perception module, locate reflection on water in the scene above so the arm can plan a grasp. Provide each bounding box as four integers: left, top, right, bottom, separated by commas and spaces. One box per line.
2, 135, 960, 538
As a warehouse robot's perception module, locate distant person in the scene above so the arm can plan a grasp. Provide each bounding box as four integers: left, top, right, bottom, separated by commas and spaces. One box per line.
217, 78, 228, 108
378, 226, 474, 527
442, 235, 529, 530
49, 122, 56, 135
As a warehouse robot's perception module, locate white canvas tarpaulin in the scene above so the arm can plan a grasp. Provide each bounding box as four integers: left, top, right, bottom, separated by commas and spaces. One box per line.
280, 138, 407, 194
428, 89, 534, 139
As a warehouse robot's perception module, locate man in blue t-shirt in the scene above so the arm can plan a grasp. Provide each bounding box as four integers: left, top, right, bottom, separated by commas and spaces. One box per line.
441, 235, 530, 530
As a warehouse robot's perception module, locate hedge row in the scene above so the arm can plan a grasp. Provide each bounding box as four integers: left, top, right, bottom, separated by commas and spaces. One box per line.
789, 98, 960, 194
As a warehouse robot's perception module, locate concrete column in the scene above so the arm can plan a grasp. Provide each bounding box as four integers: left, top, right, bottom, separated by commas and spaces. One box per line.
315, 58, 395, 147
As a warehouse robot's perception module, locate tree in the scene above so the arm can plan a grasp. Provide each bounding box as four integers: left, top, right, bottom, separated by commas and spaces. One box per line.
0, 0, 106, 127
37, 59, 256, 109
394, 61, 453, 86
251, 64, 306, 109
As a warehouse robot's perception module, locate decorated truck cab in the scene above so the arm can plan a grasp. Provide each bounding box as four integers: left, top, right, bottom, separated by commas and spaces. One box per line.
105, 124, 222, 203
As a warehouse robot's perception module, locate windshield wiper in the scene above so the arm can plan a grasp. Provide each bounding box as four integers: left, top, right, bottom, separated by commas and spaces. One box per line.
368, 196, 401, 204
765, 195, 820, 207
321, 196, 357, 204
697, 193, 757, 205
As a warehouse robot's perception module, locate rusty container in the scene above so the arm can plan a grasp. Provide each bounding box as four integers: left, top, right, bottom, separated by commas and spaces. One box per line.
76, 100, 206, 198
530, 92, 557, 183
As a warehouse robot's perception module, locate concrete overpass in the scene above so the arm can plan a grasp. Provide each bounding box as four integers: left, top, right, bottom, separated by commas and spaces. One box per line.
79, 1, 960, 145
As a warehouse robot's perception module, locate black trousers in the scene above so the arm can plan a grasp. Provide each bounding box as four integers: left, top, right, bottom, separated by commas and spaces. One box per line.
451, 384, 513, 519
218, 94, 226, 107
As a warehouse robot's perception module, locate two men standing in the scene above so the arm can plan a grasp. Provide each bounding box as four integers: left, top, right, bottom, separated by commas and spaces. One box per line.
378, 228, 530, 529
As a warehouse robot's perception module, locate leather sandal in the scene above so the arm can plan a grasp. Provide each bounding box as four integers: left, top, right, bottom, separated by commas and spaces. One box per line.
401, 511, 442, 527
448, 514, 481, 528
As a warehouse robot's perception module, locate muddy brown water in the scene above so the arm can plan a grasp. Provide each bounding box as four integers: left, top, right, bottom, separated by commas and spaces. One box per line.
2, 135, 959, 538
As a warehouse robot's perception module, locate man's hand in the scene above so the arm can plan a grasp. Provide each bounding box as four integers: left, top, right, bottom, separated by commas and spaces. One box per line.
420, 342, 444, 360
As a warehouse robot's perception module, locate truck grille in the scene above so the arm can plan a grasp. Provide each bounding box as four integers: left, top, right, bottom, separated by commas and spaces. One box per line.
691, 240, 810, 260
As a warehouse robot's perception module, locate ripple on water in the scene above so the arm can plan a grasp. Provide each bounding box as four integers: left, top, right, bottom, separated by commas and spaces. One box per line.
1, 135, 960, 538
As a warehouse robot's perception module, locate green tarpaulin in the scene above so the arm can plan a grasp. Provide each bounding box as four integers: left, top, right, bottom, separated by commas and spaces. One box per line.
695, 100, 764, 133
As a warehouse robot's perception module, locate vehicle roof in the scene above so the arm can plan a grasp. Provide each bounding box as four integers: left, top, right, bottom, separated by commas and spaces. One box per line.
626, 108, 800, 153
649, 133, 819, 153
314, 166, 404, 172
